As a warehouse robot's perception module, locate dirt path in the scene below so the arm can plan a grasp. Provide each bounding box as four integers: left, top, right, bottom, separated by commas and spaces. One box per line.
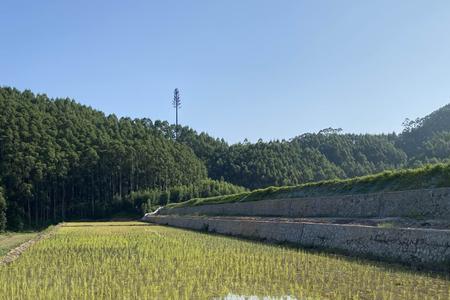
0, 225, 60, 266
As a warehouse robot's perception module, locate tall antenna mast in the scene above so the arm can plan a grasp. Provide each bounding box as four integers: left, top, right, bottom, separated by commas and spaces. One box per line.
172, 88, 181, 140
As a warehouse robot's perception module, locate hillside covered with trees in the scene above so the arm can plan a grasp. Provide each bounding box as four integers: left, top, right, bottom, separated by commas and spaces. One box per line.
2, 86, 450, 229
173, 104, 450, 189
0, 87, 239, 229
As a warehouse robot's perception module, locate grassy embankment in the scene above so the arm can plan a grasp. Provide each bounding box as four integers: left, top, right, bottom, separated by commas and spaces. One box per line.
167, 163, 450, 208
0, 221, 448, 299
0, 232, 38, 257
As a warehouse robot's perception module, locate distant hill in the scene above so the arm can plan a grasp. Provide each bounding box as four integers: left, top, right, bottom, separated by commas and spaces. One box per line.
175, 103, 450, 189
0, 87, 239, 229
397, 104, 450, 163
2, 86, 450, 228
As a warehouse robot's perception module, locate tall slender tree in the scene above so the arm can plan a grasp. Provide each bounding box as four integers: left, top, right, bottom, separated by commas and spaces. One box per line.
0, 187, 6, 231
172, 88, 181, 139
0, 87, 207, 229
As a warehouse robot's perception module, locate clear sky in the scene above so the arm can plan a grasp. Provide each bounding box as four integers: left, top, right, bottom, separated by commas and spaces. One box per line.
1, 1, 450, 143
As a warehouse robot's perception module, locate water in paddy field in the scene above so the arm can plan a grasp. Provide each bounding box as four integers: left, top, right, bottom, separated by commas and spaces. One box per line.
0, 222, 448, 299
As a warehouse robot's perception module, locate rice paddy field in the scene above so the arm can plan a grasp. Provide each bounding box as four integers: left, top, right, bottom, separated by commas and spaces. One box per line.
0, 222, 449, 299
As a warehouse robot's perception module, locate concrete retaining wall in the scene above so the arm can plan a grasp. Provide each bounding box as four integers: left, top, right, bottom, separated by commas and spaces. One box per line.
147, 215, 450, 270
160, 188, 450, 220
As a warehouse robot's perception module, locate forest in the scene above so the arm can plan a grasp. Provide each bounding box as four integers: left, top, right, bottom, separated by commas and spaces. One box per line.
173, 103, 450, 189
1, 86, 450, 229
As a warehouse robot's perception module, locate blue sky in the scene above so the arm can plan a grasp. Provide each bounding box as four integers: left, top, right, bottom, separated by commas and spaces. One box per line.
1, 1, 450, 143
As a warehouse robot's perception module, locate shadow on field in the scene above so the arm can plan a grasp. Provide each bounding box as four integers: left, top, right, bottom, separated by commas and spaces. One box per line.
164, 225, 450, 281
62, 223, 155, 228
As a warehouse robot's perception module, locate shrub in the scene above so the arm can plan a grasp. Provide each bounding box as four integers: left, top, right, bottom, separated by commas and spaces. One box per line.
128, 179, 247, 213
168, 162, 450, 208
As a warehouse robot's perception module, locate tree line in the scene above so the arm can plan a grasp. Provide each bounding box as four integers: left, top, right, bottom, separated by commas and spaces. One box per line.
0, 88, 211, 229
168, 104, 450, 189
2, 86, 450, 229
0, 187, 6, 231
128, 178, 247, 214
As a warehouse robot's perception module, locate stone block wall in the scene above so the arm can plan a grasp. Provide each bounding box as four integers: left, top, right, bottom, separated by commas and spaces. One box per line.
159, 187, 450, 220
147, 215, 450, 270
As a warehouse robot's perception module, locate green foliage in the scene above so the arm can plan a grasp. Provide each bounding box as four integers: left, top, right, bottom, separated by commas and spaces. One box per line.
129, 179, 247, 213
0, 87, 207, 228
3, 85, 450, 226
171, 102, 450, 190
0, 187, 6, 231
398, 104, 450, 159
168, 162, 450, 208
176, 126, 408, 189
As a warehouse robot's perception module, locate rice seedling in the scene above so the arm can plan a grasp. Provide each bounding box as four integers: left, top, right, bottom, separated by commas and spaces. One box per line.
0, 222, 448, 299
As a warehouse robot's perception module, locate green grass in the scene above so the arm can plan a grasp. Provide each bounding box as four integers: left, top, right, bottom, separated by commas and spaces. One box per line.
0, 232, 38, 257
377, 222, 396, 229
167, 162, 450, 208
0, 222, 448, 299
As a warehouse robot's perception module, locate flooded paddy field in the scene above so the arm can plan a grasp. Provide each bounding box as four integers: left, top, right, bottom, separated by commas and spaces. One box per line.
0, 222, 448, 299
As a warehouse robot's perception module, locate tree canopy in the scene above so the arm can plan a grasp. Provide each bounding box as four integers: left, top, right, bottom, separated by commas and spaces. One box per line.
173, 103, 450, 189
0, 87, 208, 228
2, 86, 450, 228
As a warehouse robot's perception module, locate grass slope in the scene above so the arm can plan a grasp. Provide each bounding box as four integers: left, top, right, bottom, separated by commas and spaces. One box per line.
0, 232, 38, 257
167, 163, 450, 208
